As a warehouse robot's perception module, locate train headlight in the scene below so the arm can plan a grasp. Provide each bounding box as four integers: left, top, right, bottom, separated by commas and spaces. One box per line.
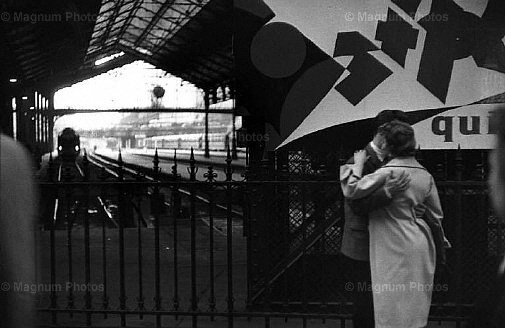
58, 146, 62, 151
75, 146, 80, 152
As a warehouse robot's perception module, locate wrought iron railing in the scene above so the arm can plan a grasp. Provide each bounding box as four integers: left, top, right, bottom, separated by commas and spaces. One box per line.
33, 146, 501, 327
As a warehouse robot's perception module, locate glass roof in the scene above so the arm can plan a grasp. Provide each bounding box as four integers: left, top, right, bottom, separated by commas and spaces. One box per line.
87, 0, 210, 66
85, 0, 232, 90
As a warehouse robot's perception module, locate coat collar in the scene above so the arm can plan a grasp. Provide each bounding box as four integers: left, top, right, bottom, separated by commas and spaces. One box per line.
384, 156, 421, 167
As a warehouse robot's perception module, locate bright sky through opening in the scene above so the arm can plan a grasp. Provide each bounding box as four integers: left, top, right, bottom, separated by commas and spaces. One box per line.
54, 61, 205, 131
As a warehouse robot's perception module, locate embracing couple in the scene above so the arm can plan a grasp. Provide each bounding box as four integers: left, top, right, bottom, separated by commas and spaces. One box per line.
339, 110, 449, 328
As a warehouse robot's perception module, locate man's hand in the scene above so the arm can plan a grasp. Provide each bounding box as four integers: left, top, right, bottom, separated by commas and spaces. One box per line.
353, 149, 369, 167
351, 149, 370, 178
384, 171, 410, 197
413, 202, 427, 218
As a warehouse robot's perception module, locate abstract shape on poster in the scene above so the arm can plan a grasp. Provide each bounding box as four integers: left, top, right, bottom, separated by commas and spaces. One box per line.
335, 53, 392, 106
391, 0, 422, 19
250, 23, 307, 78
376, 8, 419, 67
417, 0, 505, 102
333, 31, 379, 57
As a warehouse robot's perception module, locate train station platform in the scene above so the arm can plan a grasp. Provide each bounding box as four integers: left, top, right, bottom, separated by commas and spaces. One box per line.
129, 148, 246, 166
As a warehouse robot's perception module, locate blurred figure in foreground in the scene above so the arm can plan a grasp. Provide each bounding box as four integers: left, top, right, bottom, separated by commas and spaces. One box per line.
489, 108, 505, 251
0, 133, 36, 327
467, 108, 505, 327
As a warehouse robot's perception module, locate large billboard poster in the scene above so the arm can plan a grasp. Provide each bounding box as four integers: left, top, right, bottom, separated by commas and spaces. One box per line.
235, 0, 505, 149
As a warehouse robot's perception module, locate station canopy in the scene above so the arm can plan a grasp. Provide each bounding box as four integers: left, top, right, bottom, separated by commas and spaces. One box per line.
0, 0, 103, 91
0, 0, 232, 92
86, 0, 233, 90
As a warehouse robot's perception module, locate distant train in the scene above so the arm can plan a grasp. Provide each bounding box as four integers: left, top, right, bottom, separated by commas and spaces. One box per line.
58, 128, 80, 161
139, 133, 231, 150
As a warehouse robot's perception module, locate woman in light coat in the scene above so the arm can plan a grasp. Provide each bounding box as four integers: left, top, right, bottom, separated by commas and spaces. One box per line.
340, 120, 443, 328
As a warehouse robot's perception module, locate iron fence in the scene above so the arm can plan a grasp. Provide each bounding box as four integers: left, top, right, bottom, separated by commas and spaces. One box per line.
254, 148, 500, 325
33, 147, 502, 327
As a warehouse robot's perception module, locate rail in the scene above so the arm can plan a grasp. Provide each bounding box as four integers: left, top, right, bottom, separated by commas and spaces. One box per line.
89, 150, 244, 218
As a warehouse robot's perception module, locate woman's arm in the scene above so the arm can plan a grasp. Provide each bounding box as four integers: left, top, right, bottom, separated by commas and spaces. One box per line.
340, 166, 389, 200
350, 171, 410, 215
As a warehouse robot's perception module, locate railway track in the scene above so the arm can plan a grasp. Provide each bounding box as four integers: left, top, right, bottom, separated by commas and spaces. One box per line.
50, 155, 123, 229
52, 161, 84, 224
88, 151, 244, 219
43, 149, 246, 237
